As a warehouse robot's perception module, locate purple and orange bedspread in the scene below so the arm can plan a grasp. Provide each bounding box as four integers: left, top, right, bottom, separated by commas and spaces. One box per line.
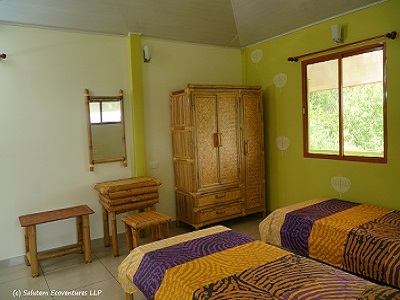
259, 197, 400, 289
118, 225, 400, 299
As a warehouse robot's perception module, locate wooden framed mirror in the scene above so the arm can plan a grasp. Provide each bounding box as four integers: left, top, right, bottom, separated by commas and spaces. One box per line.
84, 89, 127, 171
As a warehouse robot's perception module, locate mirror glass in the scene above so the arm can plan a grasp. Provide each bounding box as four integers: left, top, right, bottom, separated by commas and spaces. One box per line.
85, 89, 127, 171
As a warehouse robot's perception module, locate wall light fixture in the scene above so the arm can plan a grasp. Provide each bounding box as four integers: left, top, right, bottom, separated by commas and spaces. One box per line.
143, 45, 152, 63
331, 24, 343, 44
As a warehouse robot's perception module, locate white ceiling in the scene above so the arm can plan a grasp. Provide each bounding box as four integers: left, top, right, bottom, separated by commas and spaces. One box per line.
0, 0, 386, 47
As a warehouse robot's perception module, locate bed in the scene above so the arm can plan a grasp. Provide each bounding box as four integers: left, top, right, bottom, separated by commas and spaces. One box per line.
118, 225, 400, 300
259, 197, 400, 289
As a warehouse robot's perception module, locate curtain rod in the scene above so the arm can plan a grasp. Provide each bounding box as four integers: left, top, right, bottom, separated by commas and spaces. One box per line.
0, 53, 6, 60
288, 31, 397, 62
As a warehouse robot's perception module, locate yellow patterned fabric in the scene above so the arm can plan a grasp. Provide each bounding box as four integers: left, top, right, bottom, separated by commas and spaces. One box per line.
309, 204, 390, 268
259, 198, 399, 289
156, 241, 288, 299
117, 225, 400, 299
259, 197, 328, 245
118, 225, 230, 294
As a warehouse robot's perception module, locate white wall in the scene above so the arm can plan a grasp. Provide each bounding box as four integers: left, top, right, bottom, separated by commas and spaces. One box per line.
0, 25, 132, 261
140, 37, 242, 219
0, 25, 242, 261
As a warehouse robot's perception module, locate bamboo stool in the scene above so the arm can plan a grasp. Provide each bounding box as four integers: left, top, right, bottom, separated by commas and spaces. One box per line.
19, 205, 94, 277
122, 211, 172, 251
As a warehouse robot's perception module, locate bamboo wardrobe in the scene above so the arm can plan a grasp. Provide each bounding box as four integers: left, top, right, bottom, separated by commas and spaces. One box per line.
170, 84, 265, 229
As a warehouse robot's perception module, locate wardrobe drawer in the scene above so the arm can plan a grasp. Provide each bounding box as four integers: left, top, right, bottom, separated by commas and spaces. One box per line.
195, 188, 242, 207
196, 202, 243, 223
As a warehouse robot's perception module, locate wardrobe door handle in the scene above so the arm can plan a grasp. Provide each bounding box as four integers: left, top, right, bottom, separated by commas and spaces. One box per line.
213, 132, 222, 147
213, 132, 219, 148
244, 141, 249, 155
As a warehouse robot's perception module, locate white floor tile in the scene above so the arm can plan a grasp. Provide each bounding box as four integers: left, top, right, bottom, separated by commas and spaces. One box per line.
0, 261, 37, 284
40, 253, 97, 274
45, 260, 112, 292
55, 278, 125, 300
0, 274, 50, 300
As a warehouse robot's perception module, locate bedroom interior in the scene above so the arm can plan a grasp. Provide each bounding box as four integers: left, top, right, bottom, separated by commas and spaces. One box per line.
0, 0, 399, 299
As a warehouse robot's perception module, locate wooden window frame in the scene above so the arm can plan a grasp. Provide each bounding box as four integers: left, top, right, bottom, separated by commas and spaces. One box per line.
302, 43, 387, 163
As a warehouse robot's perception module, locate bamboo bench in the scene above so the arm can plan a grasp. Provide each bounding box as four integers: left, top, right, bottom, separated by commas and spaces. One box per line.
19, 205, 94, 277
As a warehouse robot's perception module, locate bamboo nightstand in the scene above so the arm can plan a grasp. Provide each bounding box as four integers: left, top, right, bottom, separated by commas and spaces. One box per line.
93, 177, 161, 256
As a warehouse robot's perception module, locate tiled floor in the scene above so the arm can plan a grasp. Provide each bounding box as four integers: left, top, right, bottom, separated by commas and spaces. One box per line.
0, 214, 263, 300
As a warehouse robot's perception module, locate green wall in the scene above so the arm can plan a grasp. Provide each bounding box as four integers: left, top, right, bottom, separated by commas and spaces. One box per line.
243, 0, 400, 211
129, 34, 147, 176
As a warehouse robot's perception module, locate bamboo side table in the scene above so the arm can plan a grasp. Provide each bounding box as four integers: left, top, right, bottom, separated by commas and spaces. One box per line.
93, 177, 162, 257
19, 205, 94, 277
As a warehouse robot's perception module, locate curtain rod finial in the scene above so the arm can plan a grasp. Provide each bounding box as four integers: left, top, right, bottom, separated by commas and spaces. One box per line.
0, 53, 6, 60
288, 57, 298, 62
386, 31, 397, 39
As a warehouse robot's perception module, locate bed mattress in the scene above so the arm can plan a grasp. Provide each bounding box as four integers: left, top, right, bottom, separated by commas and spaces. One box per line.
259, 197, 400, 289
118, 225, 400, 299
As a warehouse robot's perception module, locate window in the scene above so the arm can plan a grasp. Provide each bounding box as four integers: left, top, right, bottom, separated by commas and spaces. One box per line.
89, 100, 121, 124
302, 43, 387, 163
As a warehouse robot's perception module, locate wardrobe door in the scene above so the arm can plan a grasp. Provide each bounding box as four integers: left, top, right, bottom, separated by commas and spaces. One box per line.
217, 93, 241, 186
194, 94, 219, 189
243, 93, 265, 212
171, 94, 195, 193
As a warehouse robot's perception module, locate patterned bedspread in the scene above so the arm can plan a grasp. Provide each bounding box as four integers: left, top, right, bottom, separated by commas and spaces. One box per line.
259, 197, 400, 289
118, 225, 400, 299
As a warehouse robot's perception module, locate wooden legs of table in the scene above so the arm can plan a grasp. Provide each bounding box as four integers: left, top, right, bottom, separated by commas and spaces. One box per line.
125, 227, 140, 252
162, 222, 169, 240
124, 221, 170, 252
125, 292, 134, 300
25, 226, 39, 277
133, 227, 141, 249
102, 206, 110, 247
111, 212, 119, 257
101, 204, 158, 257
124, 223, 133, 252
150, 223, 169, 246
102, 207, 120, 257
23, 216, 92, 277
82, 215, 92, 263
77, 216, 83, 253
74, 215, 92, 263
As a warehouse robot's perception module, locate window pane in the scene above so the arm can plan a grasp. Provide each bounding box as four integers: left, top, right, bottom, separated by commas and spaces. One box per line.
89, 102, 101, 124
307, 59, 339, 155
342, 50, 384, 157
102, 101, 121, 123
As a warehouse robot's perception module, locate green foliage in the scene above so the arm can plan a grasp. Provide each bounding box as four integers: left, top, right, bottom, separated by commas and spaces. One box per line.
308, 83, 384, 156
308, 89, 339, 153
342, 84, 384, 154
